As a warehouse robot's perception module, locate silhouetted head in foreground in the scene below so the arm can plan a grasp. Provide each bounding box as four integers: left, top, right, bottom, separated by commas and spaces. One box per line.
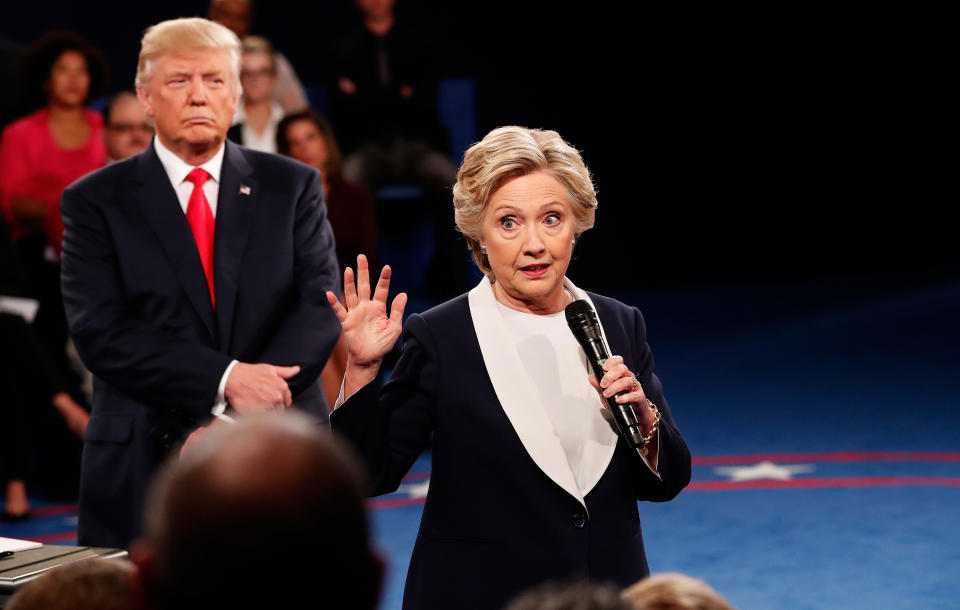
133, 412, 383, 610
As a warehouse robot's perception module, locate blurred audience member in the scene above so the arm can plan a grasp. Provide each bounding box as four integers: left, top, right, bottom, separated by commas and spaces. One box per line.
277, 108, 377, 273
132, 412, 383, 610
329, 0, 466, 299
102, 91, 153, 163
0, 30, 107, 258
622, 573, 734, 610
227, 36, 283, 153
277, 108, 376, 407
0, 31, 106, 409
0, 37, 24, 128
208, 0, 308, 112
506, 581, 634, 610
1, 217, 88, 522
4, 559, 135, 610
329, 0, 451, 162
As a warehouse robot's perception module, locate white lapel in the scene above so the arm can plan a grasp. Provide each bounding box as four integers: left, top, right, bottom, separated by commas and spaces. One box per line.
467, 277, 618, 510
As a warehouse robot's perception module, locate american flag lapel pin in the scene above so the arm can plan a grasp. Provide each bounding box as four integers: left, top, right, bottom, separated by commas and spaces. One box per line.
239, 185, 251, 195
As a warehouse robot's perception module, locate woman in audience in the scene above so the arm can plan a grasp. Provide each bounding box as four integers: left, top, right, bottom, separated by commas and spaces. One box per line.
0, 31, 107, 260
0, 31, 107, 381
226, 36, 284, 153
277, 107, 377, 273
277, 109, 377, 407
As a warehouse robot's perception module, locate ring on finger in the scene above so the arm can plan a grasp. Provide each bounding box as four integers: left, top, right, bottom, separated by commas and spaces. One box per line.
630, 376, 640, 391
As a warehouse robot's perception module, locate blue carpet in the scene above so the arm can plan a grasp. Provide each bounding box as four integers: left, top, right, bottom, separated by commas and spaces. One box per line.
4, 270, 958, 609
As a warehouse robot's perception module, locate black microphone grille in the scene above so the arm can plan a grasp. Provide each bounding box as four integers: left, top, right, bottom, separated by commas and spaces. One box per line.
564, 299, 598, 329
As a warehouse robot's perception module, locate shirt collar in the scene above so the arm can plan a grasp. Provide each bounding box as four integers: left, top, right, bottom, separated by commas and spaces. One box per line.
153, 135, 225, 186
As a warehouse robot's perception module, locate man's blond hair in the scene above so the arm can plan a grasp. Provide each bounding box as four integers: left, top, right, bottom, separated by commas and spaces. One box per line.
135, 17, 242, 96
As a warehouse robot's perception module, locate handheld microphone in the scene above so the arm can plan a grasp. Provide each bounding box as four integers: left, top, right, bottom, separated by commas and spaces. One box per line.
565, 299, 645, 448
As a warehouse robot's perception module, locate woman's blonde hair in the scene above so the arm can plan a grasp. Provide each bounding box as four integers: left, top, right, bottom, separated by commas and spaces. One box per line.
241, 35, 277, 72
135, 17, 242, 96
452, 126, 597, 277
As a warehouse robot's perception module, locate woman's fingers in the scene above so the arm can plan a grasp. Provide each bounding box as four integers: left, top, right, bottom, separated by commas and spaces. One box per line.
343, 265, 358, 309
356, 254, 371, 300
602, 355, 624, 370
599, 359, 629, 390
603, 374, 639, 398
389, 291, 407, 325
325, 291, 348, 323
374, 265, 392, 304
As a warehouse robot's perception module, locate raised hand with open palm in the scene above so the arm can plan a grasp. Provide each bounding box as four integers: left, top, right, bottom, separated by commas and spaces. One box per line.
326, 254, 407, 400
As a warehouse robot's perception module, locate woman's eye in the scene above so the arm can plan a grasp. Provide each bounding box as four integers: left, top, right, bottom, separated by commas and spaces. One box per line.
500, 217, 516, 230
544, 213, 561, 226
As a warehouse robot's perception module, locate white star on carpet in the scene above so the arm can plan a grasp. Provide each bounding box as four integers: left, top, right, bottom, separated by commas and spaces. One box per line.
398, 480, 430, 498
714, 461, 814, 481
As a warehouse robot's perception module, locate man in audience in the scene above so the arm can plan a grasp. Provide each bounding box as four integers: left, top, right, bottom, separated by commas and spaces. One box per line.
61, 17, 341, 549
208, 0, 308, 112
132, 412, 383, 610
102, 91, 153, 163
4, 558, 135, 610
329, 0, 467, 300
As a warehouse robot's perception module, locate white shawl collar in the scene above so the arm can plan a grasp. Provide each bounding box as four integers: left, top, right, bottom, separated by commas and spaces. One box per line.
468, 276, 618, 510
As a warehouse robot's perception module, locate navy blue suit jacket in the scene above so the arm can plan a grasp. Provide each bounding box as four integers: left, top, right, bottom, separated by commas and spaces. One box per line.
61, 141, 340, 548
332, 291, 691, 610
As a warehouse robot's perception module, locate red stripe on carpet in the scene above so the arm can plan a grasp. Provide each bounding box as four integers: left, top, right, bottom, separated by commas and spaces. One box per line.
28, 531, 78, 543
31, 504, 80, 518
368, 497, 426, 509
692, 452, 960, 465
687, 476, 960, 491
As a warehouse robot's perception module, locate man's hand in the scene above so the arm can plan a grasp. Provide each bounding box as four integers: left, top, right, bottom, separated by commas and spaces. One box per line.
224, 362, 300, 413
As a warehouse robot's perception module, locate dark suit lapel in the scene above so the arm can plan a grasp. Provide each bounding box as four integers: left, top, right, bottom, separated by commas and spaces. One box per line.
134, 143, 216, 340
214, 141, 258, 353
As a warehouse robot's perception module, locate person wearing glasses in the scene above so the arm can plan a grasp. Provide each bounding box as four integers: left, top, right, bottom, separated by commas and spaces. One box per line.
227, 36, 284, 153
102, 92, 154, 163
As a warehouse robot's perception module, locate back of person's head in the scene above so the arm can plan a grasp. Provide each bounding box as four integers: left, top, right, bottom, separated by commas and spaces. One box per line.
133, 412, 382, 610
621, 573, 734, 610
5, 559, 135, 610
506, 580, 633, 610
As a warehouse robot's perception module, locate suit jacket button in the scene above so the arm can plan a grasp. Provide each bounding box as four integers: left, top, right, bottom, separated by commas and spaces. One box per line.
572, 512, 587, 529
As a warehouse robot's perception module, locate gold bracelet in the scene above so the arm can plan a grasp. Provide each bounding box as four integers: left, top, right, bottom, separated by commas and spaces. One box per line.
638, 399, 661, 457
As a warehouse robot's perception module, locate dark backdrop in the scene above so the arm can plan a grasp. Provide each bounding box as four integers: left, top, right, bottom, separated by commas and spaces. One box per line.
3, 2, 952, 291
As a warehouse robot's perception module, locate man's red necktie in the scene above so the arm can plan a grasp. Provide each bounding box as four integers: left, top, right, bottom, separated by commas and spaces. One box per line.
185, 167, 215, 308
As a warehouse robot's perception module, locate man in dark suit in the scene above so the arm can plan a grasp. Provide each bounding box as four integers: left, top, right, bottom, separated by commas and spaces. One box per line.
60, 17, 340, 549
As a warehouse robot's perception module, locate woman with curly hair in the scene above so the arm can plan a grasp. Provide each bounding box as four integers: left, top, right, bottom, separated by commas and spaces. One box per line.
0, 30, 108, 259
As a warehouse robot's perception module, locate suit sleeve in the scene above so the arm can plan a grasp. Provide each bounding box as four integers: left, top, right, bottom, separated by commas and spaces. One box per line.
250, 169, 341, 398
60, 182, 233, 419
629, 306, 691, 501
331, 313, 437, 496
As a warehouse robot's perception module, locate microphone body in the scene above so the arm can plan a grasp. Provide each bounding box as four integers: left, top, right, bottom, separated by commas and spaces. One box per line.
565, 300, 646, 448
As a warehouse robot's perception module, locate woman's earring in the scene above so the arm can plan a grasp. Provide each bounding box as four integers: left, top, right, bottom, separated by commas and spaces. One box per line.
480, 245, 487, 255
571, 239, 576, 245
